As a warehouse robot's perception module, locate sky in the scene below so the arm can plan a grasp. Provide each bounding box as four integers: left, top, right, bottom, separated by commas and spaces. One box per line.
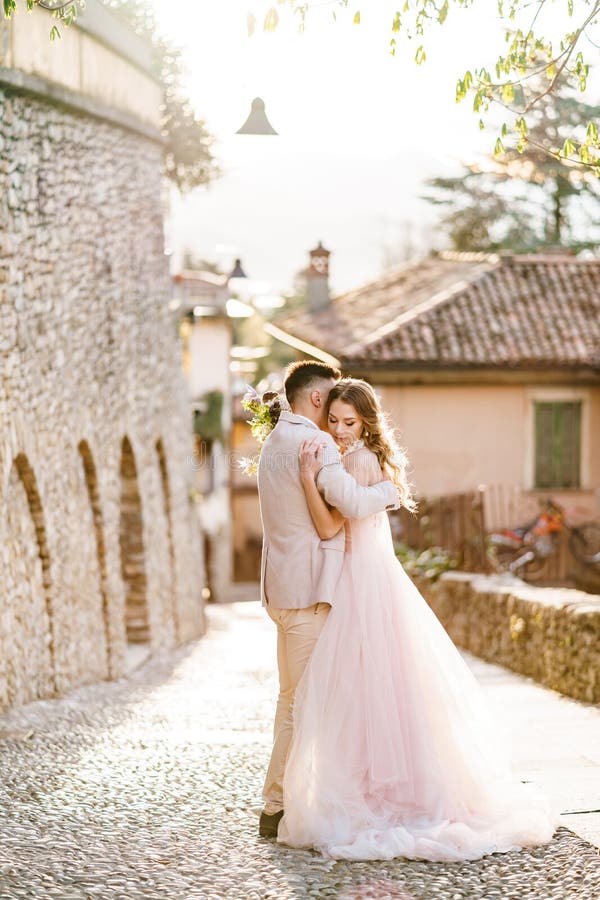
153, 0, 594, 297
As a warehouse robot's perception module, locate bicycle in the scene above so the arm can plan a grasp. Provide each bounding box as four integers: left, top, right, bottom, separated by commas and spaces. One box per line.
487, 498, 600, 577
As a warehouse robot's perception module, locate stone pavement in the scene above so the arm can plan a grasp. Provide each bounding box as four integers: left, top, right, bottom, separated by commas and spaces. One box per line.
0, 599, 599, 900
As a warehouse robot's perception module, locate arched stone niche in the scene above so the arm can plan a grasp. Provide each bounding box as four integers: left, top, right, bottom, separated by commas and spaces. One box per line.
119, 436, 150, 644
1, 453, 55, 709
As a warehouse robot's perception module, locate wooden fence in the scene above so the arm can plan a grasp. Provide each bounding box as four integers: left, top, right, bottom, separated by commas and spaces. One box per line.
389, 490, 489, 573
392, 484, 598, 588
233, 479, 597, 588
480, 483, 540, 531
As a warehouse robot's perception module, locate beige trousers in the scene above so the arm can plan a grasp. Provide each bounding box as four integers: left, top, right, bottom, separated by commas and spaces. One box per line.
262, 602, 330, 814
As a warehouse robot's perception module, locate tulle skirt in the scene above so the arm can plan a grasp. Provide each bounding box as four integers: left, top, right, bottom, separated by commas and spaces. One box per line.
278, 514, 557, 861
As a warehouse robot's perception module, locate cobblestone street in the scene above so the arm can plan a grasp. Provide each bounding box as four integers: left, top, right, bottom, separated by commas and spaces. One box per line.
0, 598, 599, 900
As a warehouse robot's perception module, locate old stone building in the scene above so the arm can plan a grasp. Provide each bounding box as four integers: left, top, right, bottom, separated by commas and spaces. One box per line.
0, 3, 205, 711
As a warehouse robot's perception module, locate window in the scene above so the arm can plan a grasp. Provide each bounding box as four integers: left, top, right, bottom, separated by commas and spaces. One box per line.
534, 401, 582, 489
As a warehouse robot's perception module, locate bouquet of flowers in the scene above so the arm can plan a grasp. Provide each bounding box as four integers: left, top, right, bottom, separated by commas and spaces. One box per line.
239, 386, 284, 475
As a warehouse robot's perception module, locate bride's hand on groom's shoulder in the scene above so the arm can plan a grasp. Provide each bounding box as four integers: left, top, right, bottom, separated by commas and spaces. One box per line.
299, 439, 326, 481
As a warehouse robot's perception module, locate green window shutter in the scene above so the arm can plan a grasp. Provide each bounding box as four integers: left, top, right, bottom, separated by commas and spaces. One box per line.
534, 401, 581, 489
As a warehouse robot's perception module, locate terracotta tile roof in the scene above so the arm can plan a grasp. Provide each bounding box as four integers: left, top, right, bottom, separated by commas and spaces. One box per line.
271, 252, 600, 371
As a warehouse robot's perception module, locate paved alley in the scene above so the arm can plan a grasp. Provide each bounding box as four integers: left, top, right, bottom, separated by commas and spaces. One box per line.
0, 599, 598, 900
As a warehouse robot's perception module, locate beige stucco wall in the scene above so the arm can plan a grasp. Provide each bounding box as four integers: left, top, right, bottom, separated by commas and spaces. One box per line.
2, 10, 161, 128
378, 384, 525, 494
232, 492, 262, 554
589, 389, 600, 487
230, 420, 262, 581
187, 321, 232, 402
377, 382, 600, 521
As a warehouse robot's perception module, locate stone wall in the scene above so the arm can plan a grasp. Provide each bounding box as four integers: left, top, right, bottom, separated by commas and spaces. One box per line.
416, 572, 600, 703
0, 84, 206, 711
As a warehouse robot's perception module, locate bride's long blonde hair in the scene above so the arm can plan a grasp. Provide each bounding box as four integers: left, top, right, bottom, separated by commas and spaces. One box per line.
326, 378, 416, 512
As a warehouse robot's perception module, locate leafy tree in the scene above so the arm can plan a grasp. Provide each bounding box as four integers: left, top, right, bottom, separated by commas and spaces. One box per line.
3, 0, 219, 192
180, 251, 222, 274
251, 1, 600, 170
424, 85, 600, 252
102, 0, 219, 192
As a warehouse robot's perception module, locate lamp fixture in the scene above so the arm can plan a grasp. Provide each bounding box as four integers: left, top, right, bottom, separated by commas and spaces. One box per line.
236, 97, 278, 135
228, 258, 248, 280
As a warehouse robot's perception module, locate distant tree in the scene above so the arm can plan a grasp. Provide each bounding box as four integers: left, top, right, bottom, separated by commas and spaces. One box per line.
424, 86, 600, 253
180, 251, 222, 275
104, 0, 219, 193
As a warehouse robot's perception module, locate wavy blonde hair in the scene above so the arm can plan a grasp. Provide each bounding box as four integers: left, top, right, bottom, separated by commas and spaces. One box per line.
326, 378, 416, 512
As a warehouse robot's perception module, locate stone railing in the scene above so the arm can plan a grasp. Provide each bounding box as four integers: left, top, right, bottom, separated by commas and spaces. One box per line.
414, 571, 600, 704
0, 0, 161, 135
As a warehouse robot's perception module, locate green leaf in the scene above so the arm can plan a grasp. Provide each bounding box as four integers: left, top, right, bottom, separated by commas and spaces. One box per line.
353, 10, 360, 25
561, 138, 576, 158
501, 82, 514, 104
263, 7, 279, 32
415, 45, 426, 65
50, 24, 61, 41
494, 137, 505, 157
586, 121, 599, 144
515, 116, 528, 137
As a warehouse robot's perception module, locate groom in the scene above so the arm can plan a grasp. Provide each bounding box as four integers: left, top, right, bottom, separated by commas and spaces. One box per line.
257, 360, 400, 838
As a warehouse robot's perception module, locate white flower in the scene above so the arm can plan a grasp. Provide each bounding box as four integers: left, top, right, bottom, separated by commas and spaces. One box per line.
242, 385, 260, 405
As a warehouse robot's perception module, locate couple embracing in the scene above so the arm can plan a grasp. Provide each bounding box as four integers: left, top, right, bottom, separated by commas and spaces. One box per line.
257, 360, 556, 862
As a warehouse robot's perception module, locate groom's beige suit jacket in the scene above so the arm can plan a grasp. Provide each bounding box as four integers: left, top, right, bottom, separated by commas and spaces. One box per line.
257, 410, 400, 609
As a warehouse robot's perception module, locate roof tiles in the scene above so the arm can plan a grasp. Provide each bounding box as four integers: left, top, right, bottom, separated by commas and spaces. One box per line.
274, 252, 600, 371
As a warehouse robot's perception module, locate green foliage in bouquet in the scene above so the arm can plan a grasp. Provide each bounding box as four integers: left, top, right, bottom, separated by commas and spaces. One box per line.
239, 388, 282, 476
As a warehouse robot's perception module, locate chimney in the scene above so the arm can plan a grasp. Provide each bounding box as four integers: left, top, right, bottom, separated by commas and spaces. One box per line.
306, 241, 331, 312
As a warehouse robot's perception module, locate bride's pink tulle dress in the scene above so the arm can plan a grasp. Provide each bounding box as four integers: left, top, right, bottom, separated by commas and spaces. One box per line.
278, 449, 557, 862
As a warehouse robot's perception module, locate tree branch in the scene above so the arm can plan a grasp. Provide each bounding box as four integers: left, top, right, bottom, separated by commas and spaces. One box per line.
36, 1, 77, 10
524, 3, 600, 112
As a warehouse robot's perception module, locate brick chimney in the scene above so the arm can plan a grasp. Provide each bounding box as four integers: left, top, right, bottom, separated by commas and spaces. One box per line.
306, 241, 331, 312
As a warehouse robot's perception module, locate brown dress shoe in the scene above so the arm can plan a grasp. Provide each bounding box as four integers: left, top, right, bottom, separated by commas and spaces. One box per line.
259, 809, 284, 838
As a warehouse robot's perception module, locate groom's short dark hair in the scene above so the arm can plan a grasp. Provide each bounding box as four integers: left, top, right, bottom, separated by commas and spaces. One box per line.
284, 360, 341, 405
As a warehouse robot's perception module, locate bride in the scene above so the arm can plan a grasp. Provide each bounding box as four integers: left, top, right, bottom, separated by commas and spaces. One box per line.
277, 378, 557, 862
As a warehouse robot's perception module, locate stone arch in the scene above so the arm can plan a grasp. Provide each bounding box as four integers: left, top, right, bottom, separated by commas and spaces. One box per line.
119, 436, 149, 643
78, 440, 113, 676
155, 437, 180, 639
3, 453, 56, 705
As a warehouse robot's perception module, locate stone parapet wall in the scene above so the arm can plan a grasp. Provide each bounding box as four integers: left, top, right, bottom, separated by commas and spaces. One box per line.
415, 572, 600, 704
0, 1, 162, 130
0, 84, 205, 711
